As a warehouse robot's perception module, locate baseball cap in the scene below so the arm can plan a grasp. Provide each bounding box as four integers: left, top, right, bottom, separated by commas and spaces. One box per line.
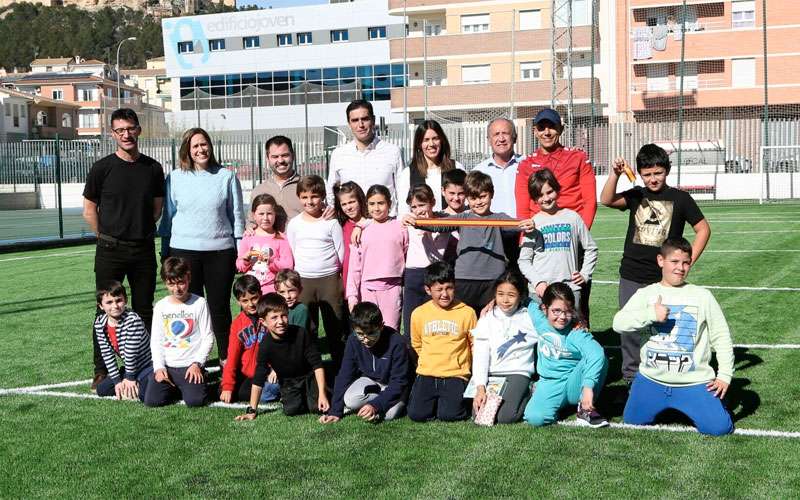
533, 108, 562, 126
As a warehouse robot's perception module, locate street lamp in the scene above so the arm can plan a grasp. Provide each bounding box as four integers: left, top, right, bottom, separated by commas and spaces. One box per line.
116, 36, 137, 108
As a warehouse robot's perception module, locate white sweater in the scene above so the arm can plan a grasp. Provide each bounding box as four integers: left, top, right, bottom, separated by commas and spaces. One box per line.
286, 214, 345, 278
471, 305, 538, 386
150, 294, 215, 370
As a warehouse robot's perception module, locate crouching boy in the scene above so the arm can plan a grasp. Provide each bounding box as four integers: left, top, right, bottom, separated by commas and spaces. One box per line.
613, 238, 734, 436
320, 302, 409, 424
236, 293, 329, 420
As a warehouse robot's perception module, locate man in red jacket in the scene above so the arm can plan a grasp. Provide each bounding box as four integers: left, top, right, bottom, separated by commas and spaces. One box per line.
515, 108, 598, 323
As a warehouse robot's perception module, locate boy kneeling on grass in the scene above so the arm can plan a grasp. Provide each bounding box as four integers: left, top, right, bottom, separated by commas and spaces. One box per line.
320, 302, 409, 424
613, 238, 734, 436
236, 293, 329, 420
93, 280, 153, 401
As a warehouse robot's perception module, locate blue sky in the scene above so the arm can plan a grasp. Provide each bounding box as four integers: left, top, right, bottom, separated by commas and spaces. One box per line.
238, 0, 328, 9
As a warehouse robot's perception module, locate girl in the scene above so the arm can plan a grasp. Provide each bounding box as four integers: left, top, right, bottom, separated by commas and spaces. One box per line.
397, 120, 464, 214
346, 185, 408, 332
518, 168, 598, 313
401, 184, 453, 339
523, 282, 609, 428
471, 271, 538, 424
334, 181, 368, 290
236, 194, 294, 294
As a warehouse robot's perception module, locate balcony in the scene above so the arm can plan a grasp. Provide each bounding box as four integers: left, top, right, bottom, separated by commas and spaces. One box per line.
628, 0, 725, 8
391, 26, 596, 61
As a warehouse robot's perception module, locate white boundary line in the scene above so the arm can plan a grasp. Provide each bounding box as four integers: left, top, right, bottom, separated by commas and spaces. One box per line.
595, 230, 800, 240
0, 250, 93, 263
602, 344, 800, 350
593, 280, 800, 292
598, 249, 800, 253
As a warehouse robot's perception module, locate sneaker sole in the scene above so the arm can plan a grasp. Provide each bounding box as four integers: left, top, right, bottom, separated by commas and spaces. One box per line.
575, 418, 610, 428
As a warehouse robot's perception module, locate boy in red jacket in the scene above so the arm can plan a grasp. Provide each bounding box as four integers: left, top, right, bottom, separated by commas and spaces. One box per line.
219, 275, 280, 403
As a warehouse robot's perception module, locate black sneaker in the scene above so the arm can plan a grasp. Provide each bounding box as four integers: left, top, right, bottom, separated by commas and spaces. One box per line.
91, 373, 107, 391
576, 404, 609, 428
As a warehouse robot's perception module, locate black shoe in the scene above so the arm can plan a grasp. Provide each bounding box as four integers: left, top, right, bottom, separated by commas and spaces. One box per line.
576, 405, 609, 428
91, 373, 107, 391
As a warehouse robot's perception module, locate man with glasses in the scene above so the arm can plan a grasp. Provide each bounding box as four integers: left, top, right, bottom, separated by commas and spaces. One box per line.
83, 108, 165, 389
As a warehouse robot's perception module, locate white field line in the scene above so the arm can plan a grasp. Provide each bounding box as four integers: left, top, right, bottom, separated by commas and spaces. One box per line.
602, 344, 800, 350
0, 250, 94, 263
593, 280, 800, 292
595, 229, 800, 240
598, 249, 800, 253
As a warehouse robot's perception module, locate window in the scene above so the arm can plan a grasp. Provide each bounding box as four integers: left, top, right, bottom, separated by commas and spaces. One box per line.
554, 0, 591, 27
298, 32, 312, 45
20, 104, 25, 117
51, 89, 63, 100
368, 26, 387, 40
209, 39, 226, 51
243, 36, 260, 49
177, 41, 194, 54
462, 64, 490, 84
61, 113, 72, 128
277, 34, 293, 47
519, 10, 541, 30
36, 110, 47, 127
646, 65, 669, 91
78, 88, 98, 101
3, 104, 9, 116
106, 88, 114, 98
12, 103, 19, 127
78, 111, 99, 129
677, 61, 698, 90
330, 29, 349, 43
732, 57, 756, 87
520, 61, 542, 81
732, 1, 755, 29
461, 14, 489, 33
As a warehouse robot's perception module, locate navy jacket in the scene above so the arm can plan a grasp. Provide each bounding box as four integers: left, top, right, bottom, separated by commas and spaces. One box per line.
329, 327, 409, 418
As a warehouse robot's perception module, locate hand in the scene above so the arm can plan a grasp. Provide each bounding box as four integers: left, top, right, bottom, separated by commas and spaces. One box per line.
579, 387, 595, 412
535, 282, 548, 298
348, 298, 358, 313
480, 299, 495, 318
220, 390, 232, 403
571, 272, 586, 286
473, 386, 487, 414
267, 370, 278, 384
322, 205, 336, 221
706, 378, 729, 399
115, 379, 139, 400
350, 225, 363, 246
154, 368, 174, 386
357, 404, 378, 421
654, 295, 670, 322
518, 218, 535, 232
318, 394, 330, 413
243, 224, 256, 237
185, 363, 204, 384
235, 412, 257, 421
401, 214, 417, 227
319, 414, 341, 424
612, 157, 627, 176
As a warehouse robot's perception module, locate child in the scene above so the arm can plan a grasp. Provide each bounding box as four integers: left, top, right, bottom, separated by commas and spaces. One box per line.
523, 282, 609, 428
334, 181, 368, 290
471, 271, 538, 424
600, 144, 711, 384
275, 269, 311, 334
145, 257, 215, 408
236, 194, 294, 294
219, 275, 280, 404
613, 238, 734, 436
93, 280, 153, 401
441, 168, 467, 215
402, 184, 453, 340
404, 171, 534, 315
519, 168, 598, 312
346, 185, 409, 332
407, 262, 476, 422
235, 293, 330, 419
286, 175, 347, 368
320, 302, 410, 424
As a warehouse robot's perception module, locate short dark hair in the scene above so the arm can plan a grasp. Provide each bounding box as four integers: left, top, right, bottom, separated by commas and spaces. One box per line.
160, 256, 191, 282
251, 193, 278, 214
465, 170, 494, 198
407, 183, 435, 205
442, 168, 466, 189
275, 269, 302, 290
527, 167, 561, 199
110, 108, 140, 127
346, 99, 374, 120
256, 293, 289, 318
232, 274, 262, 300
424, 261, 455, 287
366, 184, 392, 207
493, 270, 529, 303
636, 144, 671, 173
296, 174, 326, 197
541, 282, 576, 311
660, 237, 693, 258
96, 280, 127, 304
265, 135, 295, 157
351, 302, 384, 333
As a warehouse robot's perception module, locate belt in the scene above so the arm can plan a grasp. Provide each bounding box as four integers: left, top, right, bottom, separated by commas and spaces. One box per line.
98, 233, 150, 247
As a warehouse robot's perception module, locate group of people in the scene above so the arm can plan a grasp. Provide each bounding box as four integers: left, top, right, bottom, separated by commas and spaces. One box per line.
81, 100, 735, 435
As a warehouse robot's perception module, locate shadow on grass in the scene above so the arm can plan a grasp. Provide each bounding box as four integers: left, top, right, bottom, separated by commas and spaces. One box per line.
0, 291, 94, 315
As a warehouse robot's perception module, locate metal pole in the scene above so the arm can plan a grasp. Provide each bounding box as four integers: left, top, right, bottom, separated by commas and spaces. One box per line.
762, 0, 770, 200
304, 81, 310, 170
403, 0, 408, 154
589, 0, 597, 166
510, 9, 516, 119
675, 0, 687, 188
422, 19, 428, 120
250, 87, 255, 190
55, 135, 63, 239
258, 141, 263, 183
116, 37, 136, 109
171, 138, 176, 171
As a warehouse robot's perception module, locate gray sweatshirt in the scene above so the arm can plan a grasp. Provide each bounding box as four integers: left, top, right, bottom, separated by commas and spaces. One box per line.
518, 208, 598, 293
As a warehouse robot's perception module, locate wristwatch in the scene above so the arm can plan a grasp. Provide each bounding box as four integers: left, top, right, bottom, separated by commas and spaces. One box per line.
245, 406, 257, 416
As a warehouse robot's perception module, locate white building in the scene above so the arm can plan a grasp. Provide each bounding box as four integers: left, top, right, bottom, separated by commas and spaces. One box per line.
162, 0, 406, 133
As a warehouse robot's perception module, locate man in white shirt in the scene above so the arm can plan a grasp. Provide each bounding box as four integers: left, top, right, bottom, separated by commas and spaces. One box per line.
325, 100, 404, 214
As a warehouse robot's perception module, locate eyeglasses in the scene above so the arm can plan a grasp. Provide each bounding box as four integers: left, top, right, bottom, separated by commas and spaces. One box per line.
112, 126, 140, 136
548, 308, 573, 318
354, 329, 381, 341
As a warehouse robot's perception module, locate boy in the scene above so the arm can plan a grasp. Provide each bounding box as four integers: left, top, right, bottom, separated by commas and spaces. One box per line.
600, 144, 711, 384
286, 175, 346, 369
219, 275, 280, 404
320, 302, 409, 424
93, 280, 153, 400
145, 257, 215, 408
441, 168, 467, 215
235, 293, 330, 419
518, 168, 598, 311
407, 262, 477, 422
612, 238, 734, 436
404, 171, 533, 314
275, 269, 311, 334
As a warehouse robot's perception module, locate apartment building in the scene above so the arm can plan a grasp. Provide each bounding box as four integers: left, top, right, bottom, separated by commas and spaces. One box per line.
616, 0, 800, 118
122, 57, 173, 111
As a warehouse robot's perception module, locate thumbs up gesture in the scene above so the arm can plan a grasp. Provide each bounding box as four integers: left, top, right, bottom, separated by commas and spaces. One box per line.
654, 295, 670, 322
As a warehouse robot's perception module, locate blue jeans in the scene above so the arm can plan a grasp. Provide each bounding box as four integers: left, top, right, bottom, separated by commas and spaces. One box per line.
96, 365, 154, 401
623, 373, 734, 436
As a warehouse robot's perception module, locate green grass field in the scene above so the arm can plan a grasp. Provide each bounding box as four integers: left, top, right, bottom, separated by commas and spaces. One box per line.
2, 204, 800, 498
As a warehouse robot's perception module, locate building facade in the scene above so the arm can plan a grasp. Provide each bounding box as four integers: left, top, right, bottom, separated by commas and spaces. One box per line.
123, 57, 173, 111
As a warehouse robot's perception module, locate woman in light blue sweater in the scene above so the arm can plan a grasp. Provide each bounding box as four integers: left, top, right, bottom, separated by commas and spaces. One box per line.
159, 128, 244, 362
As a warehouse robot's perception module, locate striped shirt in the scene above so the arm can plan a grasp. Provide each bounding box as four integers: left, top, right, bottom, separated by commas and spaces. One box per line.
93, 309, 152, 384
